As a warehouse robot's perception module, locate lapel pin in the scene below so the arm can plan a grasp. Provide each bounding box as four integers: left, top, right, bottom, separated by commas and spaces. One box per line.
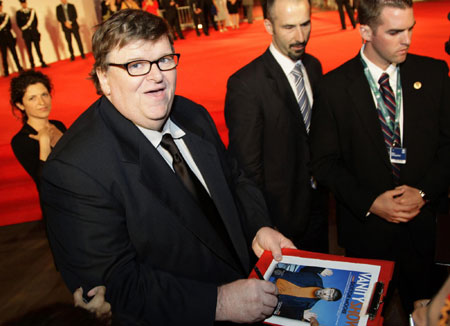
413, 81, 422, 89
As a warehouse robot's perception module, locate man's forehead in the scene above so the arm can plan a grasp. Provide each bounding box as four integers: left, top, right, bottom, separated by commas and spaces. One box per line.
379, 6, 414, 26
272, 0, 310, 20
108, 37, 172, 59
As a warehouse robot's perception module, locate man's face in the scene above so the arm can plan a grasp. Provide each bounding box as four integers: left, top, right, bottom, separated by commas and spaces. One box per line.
97, 37, 177, 131
361, 6, 415, 70
21, 2, 27, 9
316, 288, 337, 301
264, 0, 311, 61
60, 0, 68, 4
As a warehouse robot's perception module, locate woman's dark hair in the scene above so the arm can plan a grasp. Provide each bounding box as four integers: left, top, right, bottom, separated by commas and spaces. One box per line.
10, 70, 52, 124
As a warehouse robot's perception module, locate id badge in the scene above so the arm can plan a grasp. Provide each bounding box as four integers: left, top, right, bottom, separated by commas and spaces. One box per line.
390, 147, 407, 164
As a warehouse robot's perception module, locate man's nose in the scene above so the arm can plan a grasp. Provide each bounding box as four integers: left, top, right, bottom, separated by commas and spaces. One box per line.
295, 26, 305, 42
401, 30, 412, 45
146, 63, 164, 82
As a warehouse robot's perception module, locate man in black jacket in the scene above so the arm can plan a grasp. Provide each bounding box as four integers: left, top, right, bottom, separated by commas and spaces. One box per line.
0, 1, 23, 76
310, 0, 450, 314
41, 10, 295, 325
56, 0, 84, 61
161, 0, 184, 40
16, 0, 48, 68
189, 0, 208, 36
225, 0, 328, 253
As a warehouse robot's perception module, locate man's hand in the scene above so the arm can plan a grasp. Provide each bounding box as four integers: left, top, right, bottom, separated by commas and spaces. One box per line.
64, 21, 72, 29
394, 185, 426, 209
369, 188, 421, 223
215, 278, 278, 323
411, 299, 430, 326
320, 268, 333, 277
252, 227, 296, 261
303, 309, 318, 321
73, 286, 112, 320
310, 316, 320, 326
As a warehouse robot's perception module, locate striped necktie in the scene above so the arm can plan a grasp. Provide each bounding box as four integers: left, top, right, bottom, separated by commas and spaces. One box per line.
378, 73, 401, 183
292, 63, 311, 133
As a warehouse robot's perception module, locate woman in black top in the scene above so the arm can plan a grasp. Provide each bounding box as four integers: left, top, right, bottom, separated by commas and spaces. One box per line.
9, 71, 111, 315
10, 70, 66, 187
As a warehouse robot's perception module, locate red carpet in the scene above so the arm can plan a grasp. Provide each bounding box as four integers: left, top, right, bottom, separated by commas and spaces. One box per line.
0, 0, 449, 226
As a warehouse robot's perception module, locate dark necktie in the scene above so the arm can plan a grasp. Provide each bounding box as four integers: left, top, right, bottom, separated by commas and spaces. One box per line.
160, 134, 240, 265
292, 63, 312, 133
378, 73, 401, 183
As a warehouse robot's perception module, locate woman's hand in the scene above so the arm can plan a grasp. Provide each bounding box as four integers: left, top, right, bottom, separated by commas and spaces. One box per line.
29, 123, 63, 161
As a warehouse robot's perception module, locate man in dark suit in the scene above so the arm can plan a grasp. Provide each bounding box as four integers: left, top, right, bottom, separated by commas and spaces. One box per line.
40, 10, 294, 325
16, 0, 48, 69
225, 0, 328, 253
189, 0, 208, 36
0, 1, 23, 77
56, 0, 84, 61
336, 0, 356, 30
203, 0, 218, 32
310, 0, 450, 314
161, 0, 184, 40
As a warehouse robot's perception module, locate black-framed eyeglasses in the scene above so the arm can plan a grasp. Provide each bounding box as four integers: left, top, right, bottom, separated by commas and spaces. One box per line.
107, 53, 180, 76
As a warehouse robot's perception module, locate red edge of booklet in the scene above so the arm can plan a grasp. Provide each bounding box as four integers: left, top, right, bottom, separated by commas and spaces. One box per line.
249, 248, 395, 326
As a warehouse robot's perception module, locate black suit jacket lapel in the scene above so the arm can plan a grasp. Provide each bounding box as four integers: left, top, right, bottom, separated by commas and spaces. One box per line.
399, 56, 421, 153
100, 96, 247, 274
303, 53, 322, 92
346, 56, 392, 170
173, 112, 251, 274
139, 138, 245, 273
262, 49, 308, 135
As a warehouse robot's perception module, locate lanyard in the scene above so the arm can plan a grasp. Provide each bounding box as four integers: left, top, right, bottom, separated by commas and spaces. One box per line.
360, 58, 403, 141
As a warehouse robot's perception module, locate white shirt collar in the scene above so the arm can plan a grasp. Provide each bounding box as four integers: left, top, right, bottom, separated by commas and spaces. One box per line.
269, 43, 304, 77
360, 44, 397, 84
136, 118, 185, 149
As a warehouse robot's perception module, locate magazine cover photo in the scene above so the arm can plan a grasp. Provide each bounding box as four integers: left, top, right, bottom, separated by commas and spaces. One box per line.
265, 259, 380, 326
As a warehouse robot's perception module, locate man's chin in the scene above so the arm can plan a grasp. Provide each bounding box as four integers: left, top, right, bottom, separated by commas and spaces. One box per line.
288, 48, 306, 61
288, 52, 304, 61
393, 51, 408, 64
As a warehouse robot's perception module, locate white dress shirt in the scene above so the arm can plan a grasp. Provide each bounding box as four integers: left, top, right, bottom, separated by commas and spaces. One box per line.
269, 43, 314, 107
360, 45, 404, 143
137, 118, 211, 194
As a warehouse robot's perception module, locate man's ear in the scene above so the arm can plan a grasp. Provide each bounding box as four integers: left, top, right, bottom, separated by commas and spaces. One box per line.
96, 68, 111, 96
264, 18, 274, 36
359, 24, 373, 42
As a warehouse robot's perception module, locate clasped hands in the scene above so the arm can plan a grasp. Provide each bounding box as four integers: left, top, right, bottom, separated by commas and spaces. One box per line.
369, 185, 426, 223
73, 286, 112, 320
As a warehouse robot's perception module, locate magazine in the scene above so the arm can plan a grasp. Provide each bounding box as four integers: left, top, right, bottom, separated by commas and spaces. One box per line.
251, 250, 392, 326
